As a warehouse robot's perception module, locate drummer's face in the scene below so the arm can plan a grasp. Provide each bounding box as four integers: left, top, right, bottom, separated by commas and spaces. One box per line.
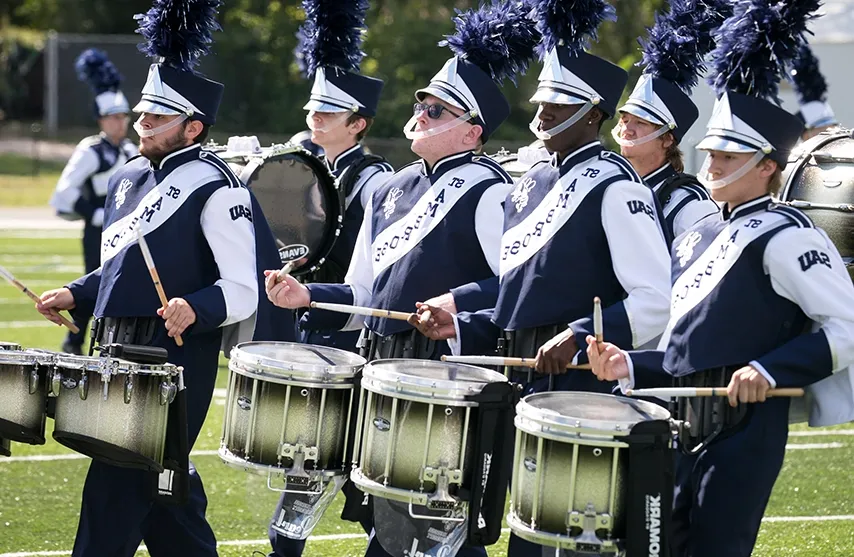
410, 94, 480, 161
137, 113, 192, 162
616, 112, 671, 161
703, 150, 776, 205
308, 111, 351, 145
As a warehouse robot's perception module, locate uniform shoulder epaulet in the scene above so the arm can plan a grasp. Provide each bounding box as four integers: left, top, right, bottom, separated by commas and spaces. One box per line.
598, 150, 644, 184
394, 160, 422, 175
125, 153, 145, 165
472, 155, 513, 184
78, 135, 103, 149
198, 149, 243, 189
768, 203, 815, 228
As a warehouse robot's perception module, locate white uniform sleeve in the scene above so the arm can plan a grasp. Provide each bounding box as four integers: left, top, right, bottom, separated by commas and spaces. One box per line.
750, 226, 854, 386
341, 194, 376, 330
601, 180, 672, 348
200, 186, 259, 326
50, 145, 100, 216
358, 167, 393, 211
475, 181, 512, 274
671, 197, 720, 238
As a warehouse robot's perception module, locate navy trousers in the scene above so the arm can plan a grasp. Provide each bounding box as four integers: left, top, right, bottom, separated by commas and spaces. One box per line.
65, 224, 101, 349
671, 398, 789, 557
70, 345, 219, 557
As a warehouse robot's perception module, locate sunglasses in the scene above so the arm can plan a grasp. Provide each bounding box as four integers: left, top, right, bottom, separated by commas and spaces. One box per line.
413, 102, 463, 120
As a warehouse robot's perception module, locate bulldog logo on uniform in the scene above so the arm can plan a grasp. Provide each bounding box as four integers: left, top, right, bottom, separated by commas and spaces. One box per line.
115, 178, 133, 209
511, 177, 536, 213
382, 187, 404, 219
676, 231, 702, 267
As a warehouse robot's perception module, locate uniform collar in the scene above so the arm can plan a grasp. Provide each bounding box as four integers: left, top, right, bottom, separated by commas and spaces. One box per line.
420, 150, 474, 180
552, 141, 604, 174
325, 143, 364, 174
152, 144, 201, 173
723, 194, 771, 221
645, 163, 676, 192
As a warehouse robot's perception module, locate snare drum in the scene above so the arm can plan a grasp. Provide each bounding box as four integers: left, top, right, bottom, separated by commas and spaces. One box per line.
219, 342, 365, 490
507, 392, 671, 553
52, 354, 179, 472
213, 142, 341, 277
0, 346, 53, 444
350, 359, 508, 516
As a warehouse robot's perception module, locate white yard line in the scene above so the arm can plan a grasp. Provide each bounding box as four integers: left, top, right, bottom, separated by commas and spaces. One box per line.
1, 450, 219, 463
785, 442, 845, 450
0, 321, 62, 329
789, 429, 854, 437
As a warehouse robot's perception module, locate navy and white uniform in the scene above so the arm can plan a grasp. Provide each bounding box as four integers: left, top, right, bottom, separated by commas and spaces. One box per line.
643, 163, 719, 240
451, 142, 672, 392
304, 150, 512, 341
622, 195, 854, 557
66, 144, 295, 557
50, 134, 137, 347
302, 144, 393, 352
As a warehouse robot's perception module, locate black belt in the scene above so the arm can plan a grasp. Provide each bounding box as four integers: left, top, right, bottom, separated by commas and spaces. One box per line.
673, 366, 752, 453
90, 316, 159, 355
498, 324, 566, 383
358, 329, 445, 362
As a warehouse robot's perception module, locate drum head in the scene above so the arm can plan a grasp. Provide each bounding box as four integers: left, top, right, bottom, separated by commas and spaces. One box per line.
363, 359, 507, 404
230, 341, 365, 382
520, 391, 671, 433
219, 145, 340, 277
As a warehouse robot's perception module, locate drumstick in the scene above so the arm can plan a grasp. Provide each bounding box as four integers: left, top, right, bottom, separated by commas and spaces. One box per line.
276, 261, 296, 282
0, 264, 79, 333
625, 387, 805, 398
593, 296, 603, 343
441, 355, 591, 370
137, 229, 183, 347
309, 301, 414, 322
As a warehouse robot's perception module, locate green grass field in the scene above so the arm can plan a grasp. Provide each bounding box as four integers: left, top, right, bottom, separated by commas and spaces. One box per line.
0, 154, 65, 207
0, 233, 852, 556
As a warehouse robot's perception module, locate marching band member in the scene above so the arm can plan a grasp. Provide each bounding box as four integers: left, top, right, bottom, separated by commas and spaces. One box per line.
585, 2, 854, 556
36, 2, 294, 554
50, 49, 137, 355
266, 4, 539, 555
791, 43, 841, 141
296, 0, 394, 354
413, 0, 672, 397
267, 1, 393, 555
611, 0, 724, 241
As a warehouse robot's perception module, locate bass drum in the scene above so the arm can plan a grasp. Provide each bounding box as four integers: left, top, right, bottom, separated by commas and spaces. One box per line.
780, 127, 854, 280
212, 141, 341, 278
489, 140, 550, 181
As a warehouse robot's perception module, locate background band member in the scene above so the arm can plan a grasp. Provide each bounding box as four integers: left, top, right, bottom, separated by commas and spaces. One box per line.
50, 48, 137, 354
611, 0, 725, 240
37, 2, 294, 554
790, 43, 840, 141
586, 2, 854, 556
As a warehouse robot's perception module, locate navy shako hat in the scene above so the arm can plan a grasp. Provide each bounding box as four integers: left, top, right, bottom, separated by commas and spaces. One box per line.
697, 0, 821, 169
527, 0, 626, 119
416, 0, 540, 143
790, 44, 838, 131
133, 0, 225, 126
618, 1, 731, 142
296, 0, 384, 118
75, 49, 130, 119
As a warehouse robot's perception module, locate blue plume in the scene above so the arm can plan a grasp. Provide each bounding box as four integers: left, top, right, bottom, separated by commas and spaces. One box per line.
529, 0, 617, 59
708, 0, 821, 102
439, 0, 541, 86
790, 44, 828, 104
639, 0, 732, 92
134, 0, 223, 72
296, 0, 369, 79
75, 49, 122, 94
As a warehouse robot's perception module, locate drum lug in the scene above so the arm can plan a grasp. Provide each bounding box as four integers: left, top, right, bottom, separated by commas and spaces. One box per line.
160, 382, 177, 405
567, 504, 612, 552
421, 466, 463, 486
28, 367, 39, 395
49, 368, 61, 397
124, 374, 134, 404
78, 373, 89, 401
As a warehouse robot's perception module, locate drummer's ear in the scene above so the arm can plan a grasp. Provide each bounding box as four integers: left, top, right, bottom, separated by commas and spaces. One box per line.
463, 123, 484, 148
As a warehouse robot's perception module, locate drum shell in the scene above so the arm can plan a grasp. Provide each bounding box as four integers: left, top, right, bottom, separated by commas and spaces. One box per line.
359, 392, 473, 491
221, 370, 352, 472
53, 366, 171, 470
0, 360, 46, 444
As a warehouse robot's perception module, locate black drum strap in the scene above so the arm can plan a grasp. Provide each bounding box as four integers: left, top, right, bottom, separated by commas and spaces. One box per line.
465, 381, 519, 546
623, 420, 674, 557
338, 154, 388, 210
655, 172, 700, 208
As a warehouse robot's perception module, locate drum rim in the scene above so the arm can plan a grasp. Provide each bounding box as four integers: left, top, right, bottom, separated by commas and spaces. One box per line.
214, 143, 342, 277
0, 349, 55, 366
362, 358, 507, 403
229, 341, 365, 381
217, 445, 346, 478
516, 391, 671, 435
54, 354, 179, 375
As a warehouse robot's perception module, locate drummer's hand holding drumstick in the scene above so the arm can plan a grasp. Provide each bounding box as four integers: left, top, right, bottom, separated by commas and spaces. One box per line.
585, 337, 630, 382
156, 299, 196, 339
36, 287, 76, 326
263, 267, 310, 309
534, 330, 578, 374
724, 366, 770, 407
408, 300, 457, 340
